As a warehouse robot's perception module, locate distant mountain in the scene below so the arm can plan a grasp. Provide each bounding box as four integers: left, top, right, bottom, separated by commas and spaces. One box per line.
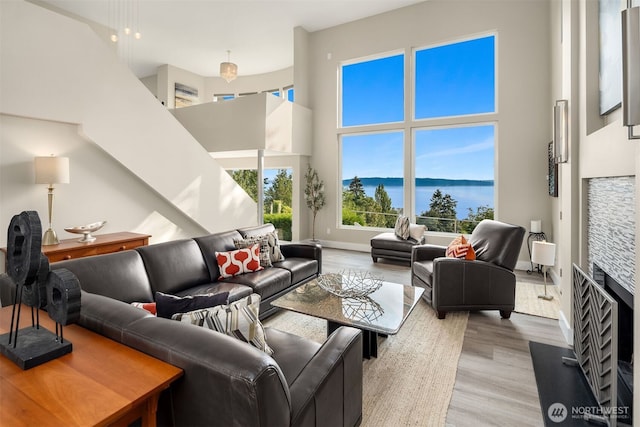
342, 177, 494, 187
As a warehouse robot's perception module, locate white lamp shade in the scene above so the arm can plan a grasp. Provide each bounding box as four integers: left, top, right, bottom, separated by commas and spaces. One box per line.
531, 241, 556, 267
34, 156, 70, 184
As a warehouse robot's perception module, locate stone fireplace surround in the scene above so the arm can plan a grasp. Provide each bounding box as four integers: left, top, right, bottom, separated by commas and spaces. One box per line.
587, 176, 635, 296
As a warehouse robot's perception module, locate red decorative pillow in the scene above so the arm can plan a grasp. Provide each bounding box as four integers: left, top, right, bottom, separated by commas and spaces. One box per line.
216, 243, 264, 279
131, 302, 157, 315
446, 235, 476, 260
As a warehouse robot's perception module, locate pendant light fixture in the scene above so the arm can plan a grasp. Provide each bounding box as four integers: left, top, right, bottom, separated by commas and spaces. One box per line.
220, 50, 238, 83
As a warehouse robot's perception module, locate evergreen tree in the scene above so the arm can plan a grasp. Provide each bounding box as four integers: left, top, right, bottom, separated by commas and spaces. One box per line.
374, 184, 395, 227
459, 205, 494, 234
421, 189, 458, 232
265, 169, 292, 210
230, 169, 258, 202
348, 176, 366, 202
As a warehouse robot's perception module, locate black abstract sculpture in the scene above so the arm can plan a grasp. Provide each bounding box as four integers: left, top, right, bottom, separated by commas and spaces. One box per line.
0, 211, 81, 369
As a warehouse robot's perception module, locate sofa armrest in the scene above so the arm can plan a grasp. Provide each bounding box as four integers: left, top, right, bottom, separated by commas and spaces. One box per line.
78, 291, 153, 342
411, 244, 447, 263
281, 243, 322, 274
124, 316, 292, 427
432, 258, 516, 309
289, 326, 363, 427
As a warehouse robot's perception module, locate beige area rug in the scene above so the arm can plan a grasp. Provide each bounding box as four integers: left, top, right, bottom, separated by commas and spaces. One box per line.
514, 280, 561, 319
265, 301, 468, 427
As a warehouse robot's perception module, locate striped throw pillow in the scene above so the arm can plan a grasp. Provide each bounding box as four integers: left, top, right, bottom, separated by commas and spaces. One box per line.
172, 294, 273, 355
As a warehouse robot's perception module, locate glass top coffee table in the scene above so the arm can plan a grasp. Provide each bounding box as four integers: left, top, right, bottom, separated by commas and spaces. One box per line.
271, 273, 424, 358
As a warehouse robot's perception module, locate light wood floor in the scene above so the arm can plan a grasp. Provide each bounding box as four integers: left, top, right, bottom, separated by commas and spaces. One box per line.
322, 248, 568, 427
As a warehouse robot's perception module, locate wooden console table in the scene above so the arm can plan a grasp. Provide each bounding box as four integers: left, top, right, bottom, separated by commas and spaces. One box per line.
2, 232, 151, 264
0, 305, 182, 426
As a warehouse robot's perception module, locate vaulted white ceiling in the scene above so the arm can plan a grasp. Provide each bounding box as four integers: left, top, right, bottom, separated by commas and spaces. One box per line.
38, 0, 424, 78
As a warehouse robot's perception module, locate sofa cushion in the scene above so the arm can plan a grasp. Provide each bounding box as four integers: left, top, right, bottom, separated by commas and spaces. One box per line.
237, 223, 276, 238
371, 232, 419, 251
194, 230, 244, 281
155, 291, 229, 319
273, 258, 318, 284
53, 251, 154, 303
136, 239, 211, 295
265, 327, 321, 385
172, 293, 273, 355
412, 260, 434, 286
216, 244, 264, 279
225, 267, 292, 299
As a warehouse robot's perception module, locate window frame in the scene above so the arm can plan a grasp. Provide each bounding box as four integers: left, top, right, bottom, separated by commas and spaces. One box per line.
337, 32, 498, 233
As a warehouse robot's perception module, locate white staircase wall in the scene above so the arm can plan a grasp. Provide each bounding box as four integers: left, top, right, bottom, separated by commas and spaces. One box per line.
0, 0, 257, 233
171, 93, 312, 156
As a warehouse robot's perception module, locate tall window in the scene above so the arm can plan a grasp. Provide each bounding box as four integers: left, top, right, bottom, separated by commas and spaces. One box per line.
228, 168, 293, 240
414, 125, 494, 234
415, 35, 495, 119
341, 132, 404, 228
339, 34, 496, 233
341, 53, 404, 127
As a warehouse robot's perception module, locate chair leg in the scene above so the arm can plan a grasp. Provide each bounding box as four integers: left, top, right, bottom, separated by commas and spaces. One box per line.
500, 310, 512, 319
372, 256, 378, 263
436, 310, 446, 319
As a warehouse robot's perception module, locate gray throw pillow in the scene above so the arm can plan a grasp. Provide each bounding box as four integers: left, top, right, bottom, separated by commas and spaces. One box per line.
394, 215, 410, 240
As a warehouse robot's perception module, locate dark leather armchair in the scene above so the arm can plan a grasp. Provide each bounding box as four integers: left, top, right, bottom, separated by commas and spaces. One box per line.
411, 219, 525, 319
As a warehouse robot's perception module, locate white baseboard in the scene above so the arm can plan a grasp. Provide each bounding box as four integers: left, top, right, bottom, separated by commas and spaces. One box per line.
559, 309, 573, 346
315, 239, 371, 253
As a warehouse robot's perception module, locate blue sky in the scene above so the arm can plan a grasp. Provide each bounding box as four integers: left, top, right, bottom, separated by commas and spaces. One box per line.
341, 35, 495, 182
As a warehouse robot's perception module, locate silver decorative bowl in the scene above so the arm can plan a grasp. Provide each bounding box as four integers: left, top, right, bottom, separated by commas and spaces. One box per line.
317, 270, 384, 298
64, 221, 106, 243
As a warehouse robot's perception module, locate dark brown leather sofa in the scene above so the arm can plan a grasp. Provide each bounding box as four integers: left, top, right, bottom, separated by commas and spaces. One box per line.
12, 223, 364, 427
411, 219, 525, 319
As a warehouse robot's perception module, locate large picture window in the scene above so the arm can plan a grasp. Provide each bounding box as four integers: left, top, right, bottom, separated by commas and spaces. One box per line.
415, 35, 495, 119
341, 53, 404, 127
414, 125, 495, 233
339, 34, 496, 233
341, 132, 404, 228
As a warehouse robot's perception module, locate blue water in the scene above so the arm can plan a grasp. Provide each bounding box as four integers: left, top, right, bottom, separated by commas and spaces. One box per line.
362, 184, 494, 220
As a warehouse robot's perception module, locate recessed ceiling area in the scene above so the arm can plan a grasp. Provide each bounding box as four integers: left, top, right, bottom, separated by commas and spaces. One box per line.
37, 0, 424, 78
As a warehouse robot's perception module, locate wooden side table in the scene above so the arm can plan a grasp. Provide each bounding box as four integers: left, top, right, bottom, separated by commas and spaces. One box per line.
0, 305, 182, 427
2, 232, 151, 264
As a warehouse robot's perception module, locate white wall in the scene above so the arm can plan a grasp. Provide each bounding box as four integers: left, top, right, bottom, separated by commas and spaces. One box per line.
304, 0, 552, 256
0, 0, 257, 251
0, 115, 207, 257
153, 63, 294, 109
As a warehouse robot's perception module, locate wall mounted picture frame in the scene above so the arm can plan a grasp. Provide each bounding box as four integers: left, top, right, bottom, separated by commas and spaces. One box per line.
175, 83, 198, 108
548, 141, 558, 197
599, 0, 624, 115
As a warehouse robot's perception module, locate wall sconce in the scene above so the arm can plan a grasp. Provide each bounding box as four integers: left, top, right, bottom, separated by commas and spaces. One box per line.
34, 156, 70, 245
553, 100, 569, 163
622, 4, 640, 139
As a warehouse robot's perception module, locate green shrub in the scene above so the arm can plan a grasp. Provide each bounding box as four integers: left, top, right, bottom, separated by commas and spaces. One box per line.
341, 208, 365, 226
264, 213, 292, 241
